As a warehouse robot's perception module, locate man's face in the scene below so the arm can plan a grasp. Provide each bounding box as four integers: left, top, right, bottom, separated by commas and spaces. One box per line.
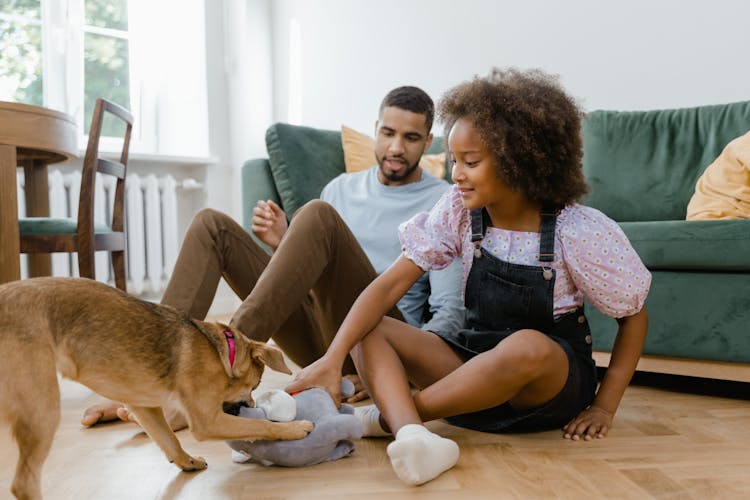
374, 106, 433, 186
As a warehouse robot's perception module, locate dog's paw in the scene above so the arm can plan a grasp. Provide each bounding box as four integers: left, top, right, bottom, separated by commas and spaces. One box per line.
280, 419, 314, 440
177, 455, 208, 471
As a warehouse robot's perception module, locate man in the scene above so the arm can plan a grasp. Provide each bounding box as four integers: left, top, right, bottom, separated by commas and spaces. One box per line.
82, 86, 463, 426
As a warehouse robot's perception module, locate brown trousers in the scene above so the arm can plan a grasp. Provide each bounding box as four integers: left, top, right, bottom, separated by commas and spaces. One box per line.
161, 200, 401, 373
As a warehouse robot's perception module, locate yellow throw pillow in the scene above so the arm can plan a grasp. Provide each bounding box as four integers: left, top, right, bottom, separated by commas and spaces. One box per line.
341, 125, 446, 179
420, 152, 447, 180
341, 125, 376, 173
686, 130, 750, 220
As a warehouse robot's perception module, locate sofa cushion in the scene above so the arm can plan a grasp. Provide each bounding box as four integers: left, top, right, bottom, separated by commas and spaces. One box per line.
686, 130, 750, 220
266, 123, 346, 216
341, 125, 375, 173
620, 219, 750, 271
582, 100, 750, 222
587, 270, 750, 363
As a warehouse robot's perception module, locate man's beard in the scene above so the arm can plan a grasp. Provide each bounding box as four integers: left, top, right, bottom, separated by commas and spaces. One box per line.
378, 156, 421, 182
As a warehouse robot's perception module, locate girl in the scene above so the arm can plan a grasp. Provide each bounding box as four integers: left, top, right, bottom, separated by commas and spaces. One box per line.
286, 68, 651, 486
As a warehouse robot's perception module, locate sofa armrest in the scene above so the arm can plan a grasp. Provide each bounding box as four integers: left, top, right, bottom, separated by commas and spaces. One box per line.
241, 158, 282, 235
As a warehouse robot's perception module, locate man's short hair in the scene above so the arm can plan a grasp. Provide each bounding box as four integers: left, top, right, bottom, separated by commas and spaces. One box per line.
379, 86, 434, 132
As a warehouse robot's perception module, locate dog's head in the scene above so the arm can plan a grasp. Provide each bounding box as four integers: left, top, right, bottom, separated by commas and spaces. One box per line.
192, 321, 292, 407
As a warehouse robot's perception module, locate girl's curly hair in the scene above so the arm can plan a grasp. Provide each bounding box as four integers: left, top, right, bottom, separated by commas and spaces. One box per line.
438, 68, 588, 206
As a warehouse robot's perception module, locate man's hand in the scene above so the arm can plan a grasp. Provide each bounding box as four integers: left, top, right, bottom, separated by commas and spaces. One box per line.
285, 356, 344, 407
562, 405, 613, 441
251, 199, 287, 251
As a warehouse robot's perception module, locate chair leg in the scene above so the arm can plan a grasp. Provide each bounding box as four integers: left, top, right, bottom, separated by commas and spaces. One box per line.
27, 254, 52, 277
78, 247, 95, 281
112, 250, 127, 291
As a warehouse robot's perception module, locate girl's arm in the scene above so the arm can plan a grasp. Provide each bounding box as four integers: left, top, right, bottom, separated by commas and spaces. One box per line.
563, 306, 648, 440
285, 255, 425, 404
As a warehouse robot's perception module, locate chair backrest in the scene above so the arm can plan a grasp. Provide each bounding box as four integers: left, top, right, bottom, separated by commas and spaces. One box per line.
77, 98, 133, 252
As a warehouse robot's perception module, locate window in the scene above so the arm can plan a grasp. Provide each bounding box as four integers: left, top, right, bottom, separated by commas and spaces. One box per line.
1, 0, 132, 142
0, 0, 208, 157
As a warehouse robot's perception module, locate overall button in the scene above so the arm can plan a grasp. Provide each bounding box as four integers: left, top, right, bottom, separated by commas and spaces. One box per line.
577, 315, 586, 324
584, 334, 592, 344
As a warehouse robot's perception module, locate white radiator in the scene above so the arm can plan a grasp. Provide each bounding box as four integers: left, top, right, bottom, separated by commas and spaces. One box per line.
17, 169, 180, 296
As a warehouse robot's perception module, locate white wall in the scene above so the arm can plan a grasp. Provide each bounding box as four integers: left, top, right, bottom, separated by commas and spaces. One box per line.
198, 0, 750, 215
204, 0, 274, 220
266, 0, 750, 135
201, 0, 750, 316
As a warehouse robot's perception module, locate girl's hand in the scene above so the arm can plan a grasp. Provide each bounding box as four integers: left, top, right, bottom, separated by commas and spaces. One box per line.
343, 374, 370, 403
285, 356, 343, 407
562, 405, 613, 441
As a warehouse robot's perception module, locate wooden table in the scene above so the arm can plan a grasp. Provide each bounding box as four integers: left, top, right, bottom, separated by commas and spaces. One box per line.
0, 101, 78, 284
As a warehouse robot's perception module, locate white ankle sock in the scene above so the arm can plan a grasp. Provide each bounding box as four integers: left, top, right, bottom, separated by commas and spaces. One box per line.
354, 404, 391, 437
386, 424, 459, 486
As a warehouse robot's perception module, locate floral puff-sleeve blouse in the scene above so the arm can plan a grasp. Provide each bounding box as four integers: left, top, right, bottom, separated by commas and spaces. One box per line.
398, 185, 652, 319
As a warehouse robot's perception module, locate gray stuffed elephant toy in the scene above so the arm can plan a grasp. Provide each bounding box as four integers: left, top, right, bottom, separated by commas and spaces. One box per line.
226, 378, 363, 467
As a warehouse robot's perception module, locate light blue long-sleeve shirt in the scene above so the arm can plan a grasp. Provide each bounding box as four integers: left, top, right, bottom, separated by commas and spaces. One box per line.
320, 166, 464, 334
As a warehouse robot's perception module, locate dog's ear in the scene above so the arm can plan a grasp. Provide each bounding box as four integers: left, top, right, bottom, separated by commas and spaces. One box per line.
191, 320, 237, 377
193, 320, 292, 377
249, 341, 292, 375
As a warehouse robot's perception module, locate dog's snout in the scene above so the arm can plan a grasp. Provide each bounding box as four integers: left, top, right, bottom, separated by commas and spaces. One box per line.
222, 400, 251, 416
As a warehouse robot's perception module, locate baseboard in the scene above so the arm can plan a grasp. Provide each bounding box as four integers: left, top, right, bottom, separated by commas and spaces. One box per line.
593, 351, 750, 383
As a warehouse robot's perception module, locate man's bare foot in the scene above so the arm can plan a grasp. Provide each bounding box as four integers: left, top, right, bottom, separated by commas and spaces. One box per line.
116, 406, 139, 424
116, 405, 189, 432
81, 401, 127, 427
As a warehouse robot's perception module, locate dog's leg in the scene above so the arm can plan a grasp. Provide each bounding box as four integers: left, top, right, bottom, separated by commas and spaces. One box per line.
188, 410, 314, 442
125, 405, 207, 471
9, 371, 60, 500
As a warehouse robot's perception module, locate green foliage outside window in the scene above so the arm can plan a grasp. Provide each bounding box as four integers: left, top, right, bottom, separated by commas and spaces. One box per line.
84, 0, 130, 137
85, 0, 127, 30
84, 32, 129, 137
0, 0, 43, 105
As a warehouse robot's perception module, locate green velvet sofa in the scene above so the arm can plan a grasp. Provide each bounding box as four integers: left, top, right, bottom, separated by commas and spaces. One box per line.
242, 102, 750, 381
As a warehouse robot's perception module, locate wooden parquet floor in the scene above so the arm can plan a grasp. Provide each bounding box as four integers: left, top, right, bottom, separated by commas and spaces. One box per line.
2, 368, 749, 499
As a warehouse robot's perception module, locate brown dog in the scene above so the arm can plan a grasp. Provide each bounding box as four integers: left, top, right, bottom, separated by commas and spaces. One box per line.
0, 277, 313, 500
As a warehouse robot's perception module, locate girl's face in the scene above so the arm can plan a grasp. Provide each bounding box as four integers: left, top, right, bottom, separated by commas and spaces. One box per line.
448, 117, 510, 210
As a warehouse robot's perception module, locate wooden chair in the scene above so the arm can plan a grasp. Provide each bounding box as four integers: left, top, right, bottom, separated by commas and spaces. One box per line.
19, 98, 133, 291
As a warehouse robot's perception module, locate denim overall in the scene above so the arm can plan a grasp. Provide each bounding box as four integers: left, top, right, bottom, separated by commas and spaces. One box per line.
438, 206, 598, 433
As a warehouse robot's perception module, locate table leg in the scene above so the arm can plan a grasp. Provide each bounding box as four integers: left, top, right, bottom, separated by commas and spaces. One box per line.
0, 144, 21, 283
22, 159, 53, 277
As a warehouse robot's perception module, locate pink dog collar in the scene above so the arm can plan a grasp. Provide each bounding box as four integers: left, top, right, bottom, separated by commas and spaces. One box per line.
224, 330, 236, 367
